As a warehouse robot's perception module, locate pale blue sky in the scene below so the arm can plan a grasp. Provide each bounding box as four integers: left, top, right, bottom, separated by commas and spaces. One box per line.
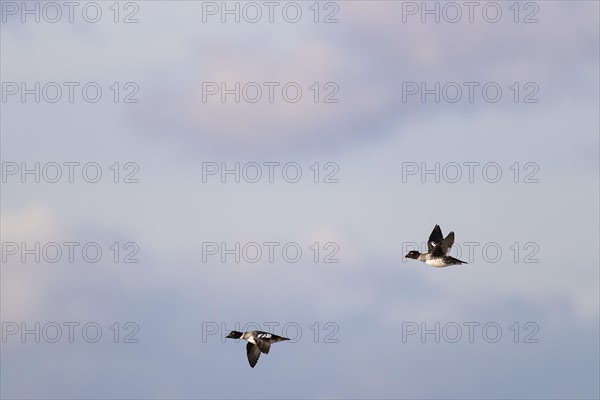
1, 1, 599, 399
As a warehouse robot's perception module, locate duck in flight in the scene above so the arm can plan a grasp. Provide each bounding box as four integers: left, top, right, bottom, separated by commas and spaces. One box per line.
226, 330, 289, 368
405, 224, 467, 267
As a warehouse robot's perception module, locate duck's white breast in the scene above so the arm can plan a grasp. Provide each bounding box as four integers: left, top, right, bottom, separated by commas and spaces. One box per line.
426, 258, 448, 267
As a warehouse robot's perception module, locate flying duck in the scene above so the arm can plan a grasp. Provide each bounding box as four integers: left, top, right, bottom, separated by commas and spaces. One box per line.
405, 224, 467, 267
226, 330, 289, 368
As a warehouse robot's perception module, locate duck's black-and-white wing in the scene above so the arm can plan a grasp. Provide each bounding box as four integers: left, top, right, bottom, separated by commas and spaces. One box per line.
428, 225, 454, 255
431, 232, 456, 258
428, 225, 444, 253
246, 342, 261, 368
255, 338, 271, 354
440, 231, 454, 254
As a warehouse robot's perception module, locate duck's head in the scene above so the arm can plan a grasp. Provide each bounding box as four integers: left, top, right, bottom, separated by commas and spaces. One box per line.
405, 250, 421, 260
226, 330, 243, 339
